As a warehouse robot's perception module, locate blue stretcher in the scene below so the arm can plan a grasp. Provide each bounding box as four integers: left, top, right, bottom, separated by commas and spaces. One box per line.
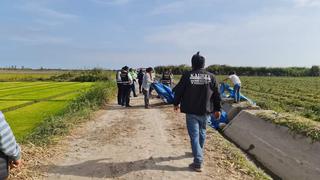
220, 83, 255, 105
209, 110, 228, 130
151, 83, 174, 104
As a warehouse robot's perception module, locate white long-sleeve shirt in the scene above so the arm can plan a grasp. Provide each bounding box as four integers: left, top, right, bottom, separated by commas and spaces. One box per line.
142, 73, 153, 90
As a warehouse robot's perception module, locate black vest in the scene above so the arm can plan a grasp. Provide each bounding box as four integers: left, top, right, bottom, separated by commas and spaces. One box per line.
120, 71, 130, 85
162, 72, 172, 84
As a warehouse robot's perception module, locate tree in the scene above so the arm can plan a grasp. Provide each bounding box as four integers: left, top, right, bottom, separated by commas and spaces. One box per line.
310, 65, 320, 76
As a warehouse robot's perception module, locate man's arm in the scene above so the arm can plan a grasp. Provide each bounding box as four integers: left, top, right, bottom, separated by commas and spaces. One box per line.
0, 113, 21, 164
173, 73, 188, 107
210, 75, 222, 112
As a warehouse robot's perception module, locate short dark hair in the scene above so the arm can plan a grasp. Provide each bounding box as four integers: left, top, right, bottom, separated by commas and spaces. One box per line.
229, 71, 236, 75
146, 67, 153, 73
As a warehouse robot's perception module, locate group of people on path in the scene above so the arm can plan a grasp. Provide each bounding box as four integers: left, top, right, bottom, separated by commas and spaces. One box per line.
0, 52, 242, 179
116, 66, 174, 109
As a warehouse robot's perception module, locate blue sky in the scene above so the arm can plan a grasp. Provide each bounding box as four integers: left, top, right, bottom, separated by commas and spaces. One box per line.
1, 0, 320, 69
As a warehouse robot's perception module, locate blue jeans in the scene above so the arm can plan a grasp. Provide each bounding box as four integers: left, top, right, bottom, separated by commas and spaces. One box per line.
186, 114, 211, 166
234, 84, 241, 102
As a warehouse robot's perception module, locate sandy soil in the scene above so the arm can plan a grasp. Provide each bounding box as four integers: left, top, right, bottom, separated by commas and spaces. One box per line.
37, 95, 255, 180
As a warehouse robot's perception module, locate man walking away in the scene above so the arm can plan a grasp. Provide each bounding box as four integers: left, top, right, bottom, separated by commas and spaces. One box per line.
0, 111, 22, 180
224, 71, 241, 103
120, 66, 133, 107
129, 68, 138, 97
173, 52, 221, 172
137, 69, 144, 94
161, 70, 173, 87
116, 70, 123, 105
142, 67, 154, 109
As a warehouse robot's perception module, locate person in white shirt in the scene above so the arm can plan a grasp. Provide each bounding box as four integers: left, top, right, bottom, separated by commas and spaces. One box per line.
224, 71, 241, 103
142, 67, 154, 108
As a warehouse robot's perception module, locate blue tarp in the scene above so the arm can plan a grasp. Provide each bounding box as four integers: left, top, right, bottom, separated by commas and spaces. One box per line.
151, 83, 174, 104
209, 110, 228, 130
220, 83, 255, 105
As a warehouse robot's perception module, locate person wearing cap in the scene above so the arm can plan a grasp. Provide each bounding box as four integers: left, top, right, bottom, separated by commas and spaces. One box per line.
0, 111, 22, 179
142, 67, 154, 109
223, 71, 241, 103
173, 52, 221, 172
120, 66, 133, 107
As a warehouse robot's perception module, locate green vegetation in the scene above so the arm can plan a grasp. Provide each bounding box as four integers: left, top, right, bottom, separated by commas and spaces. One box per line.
237, 76, 320, 122
1, 82, 94, 140
257, 111, 320, 142
206, 129, 271, 180
0, 69, 115, 82
155, 64, 320, 77
24, 81, 116, 145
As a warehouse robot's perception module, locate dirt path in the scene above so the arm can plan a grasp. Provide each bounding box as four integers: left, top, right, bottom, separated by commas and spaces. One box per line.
40, 95, 256, 180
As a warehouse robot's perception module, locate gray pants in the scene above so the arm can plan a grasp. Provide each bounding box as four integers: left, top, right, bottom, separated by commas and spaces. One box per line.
143, 89, 150, 107
0, 153, 9, 180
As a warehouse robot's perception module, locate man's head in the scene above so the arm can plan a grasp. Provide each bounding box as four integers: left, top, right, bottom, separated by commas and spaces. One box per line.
122, 66, 129, 71
229, 71, 236, 75
146, 67, 153, 73
191, 52, 205, 70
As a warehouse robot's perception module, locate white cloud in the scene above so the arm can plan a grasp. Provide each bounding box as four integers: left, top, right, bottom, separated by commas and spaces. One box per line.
145, 9, 320, 67
10, 35, 70, 45
151, 1, 186, 15
91, 0, 132, 5
294, 0, 320, 7
22, 3, 78, 20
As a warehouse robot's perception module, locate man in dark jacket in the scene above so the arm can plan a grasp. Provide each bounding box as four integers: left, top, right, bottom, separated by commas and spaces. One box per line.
173, 52, 221, 172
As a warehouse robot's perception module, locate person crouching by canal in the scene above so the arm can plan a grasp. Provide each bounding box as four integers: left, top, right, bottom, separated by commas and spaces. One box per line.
223, 71, 241, 103
0, 111, 22, 180
173, 52, 221, 172
120, 66, 133, 107
142, 67, 154, 109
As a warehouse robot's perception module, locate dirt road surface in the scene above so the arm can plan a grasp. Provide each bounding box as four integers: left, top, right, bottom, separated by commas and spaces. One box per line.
40, 95, 257, 180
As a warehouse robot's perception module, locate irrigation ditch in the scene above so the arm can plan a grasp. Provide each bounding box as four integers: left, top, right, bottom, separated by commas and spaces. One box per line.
219, 98, 320, 180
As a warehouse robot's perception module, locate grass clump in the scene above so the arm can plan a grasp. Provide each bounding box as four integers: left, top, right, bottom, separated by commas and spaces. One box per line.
206, 129, 271, 180
23, 81, 116, 145
257, 111, 320, 142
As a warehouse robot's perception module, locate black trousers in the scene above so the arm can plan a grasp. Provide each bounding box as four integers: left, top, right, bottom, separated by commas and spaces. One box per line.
121, 85, 131, 106
131, 82, 137, 96
117, 83, 123, 105
0, 153, 8, 180
138, 80, 143, 93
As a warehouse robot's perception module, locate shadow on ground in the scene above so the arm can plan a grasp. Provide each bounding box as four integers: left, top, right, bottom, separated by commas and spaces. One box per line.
105, 101, 171, 111
44, 153, 192, 178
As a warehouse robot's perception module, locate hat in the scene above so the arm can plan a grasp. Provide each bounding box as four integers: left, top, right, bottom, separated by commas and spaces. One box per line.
191, 52, 205, 70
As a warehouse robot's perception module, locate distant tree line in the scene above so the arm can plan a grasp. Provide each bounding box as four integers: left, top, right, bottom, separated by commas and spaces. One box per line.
154, 65, 320, 77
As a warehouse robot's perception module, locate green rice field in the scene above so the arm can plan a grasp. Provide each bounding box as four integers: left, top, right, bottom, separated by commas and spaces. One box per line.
0, 82, 93, 140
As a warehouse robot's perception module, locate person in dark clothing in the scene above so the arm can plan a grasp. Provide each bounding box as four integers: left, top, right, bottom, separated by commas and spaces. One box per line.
137, 69, 144, 94
173, 52, 222, 172
116, 70, 123, 105
120, 66, 133, 107
161, 70, 173, 87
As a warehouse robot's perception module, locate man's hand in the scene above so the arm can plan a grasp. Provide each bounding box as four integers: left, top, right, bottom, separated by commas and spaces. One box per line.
174, 105, 180, 112
10, 159, 22, 169
214, 111, 221, 120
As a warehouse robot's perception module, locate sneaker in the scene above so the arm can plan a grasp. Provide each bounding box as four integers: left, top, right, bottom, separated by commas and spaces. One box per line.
188, 163, 202, 172
126, 105, 132, 107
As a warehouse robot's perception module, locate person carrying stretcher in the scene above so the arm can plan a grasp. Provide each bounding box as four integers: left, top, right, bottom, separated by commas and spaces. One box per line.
160, 70, 173, 87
